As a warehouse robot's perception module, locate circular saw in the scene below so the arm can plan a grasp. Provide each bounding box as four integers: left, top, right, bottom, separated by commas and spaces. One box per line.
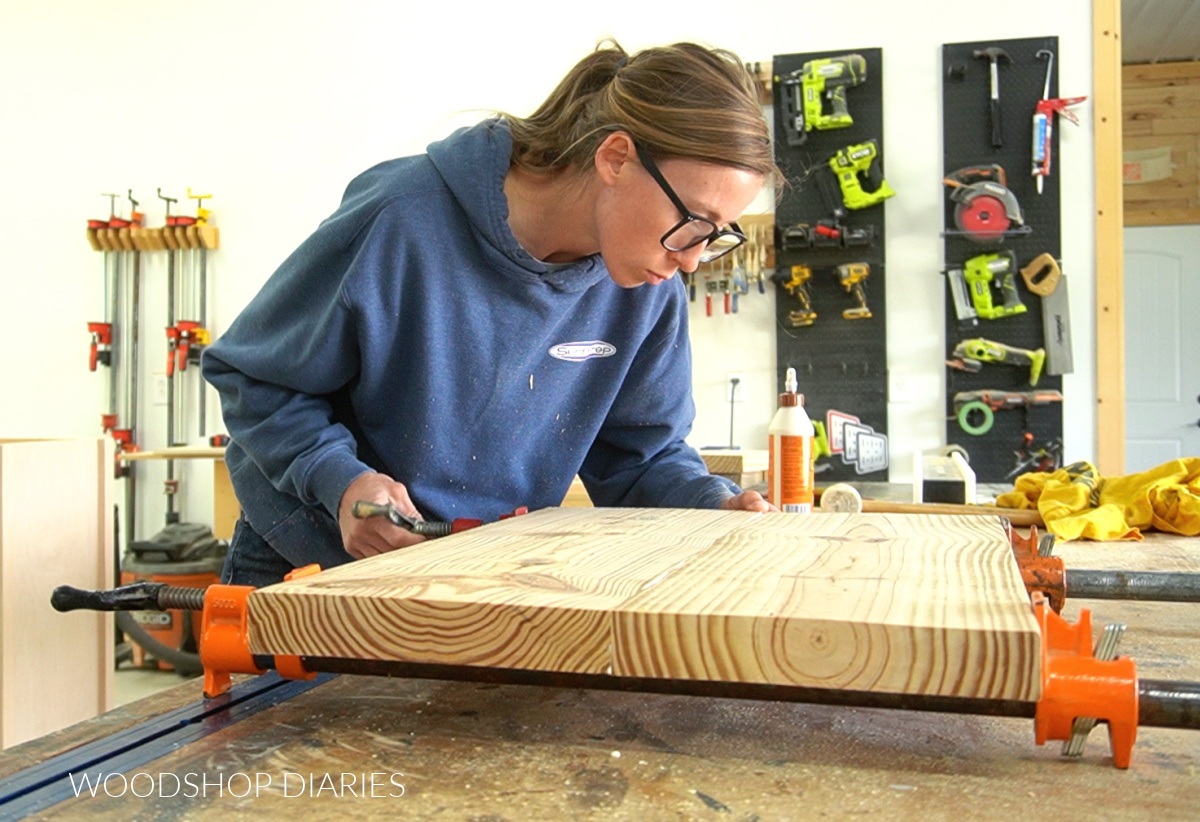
944, 166, 1025, 243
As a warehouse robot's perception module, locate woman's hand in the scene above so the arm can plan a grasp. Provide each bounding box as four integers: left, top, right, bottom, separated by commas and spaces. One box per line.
337, 472, 427, 559
719, 490, 778, 513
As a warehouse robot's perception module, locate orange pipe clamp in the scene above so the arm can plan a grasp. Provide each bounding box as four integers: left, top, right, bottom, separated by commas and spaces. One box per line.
1031, 592, 1139, 768
199, 564, 322, 698
1008, 524, 1067, 612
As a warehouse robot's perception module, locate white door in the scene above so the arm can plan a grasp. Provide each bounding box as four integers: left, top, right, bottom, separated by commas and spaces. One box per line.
1124, 225, 1200, 472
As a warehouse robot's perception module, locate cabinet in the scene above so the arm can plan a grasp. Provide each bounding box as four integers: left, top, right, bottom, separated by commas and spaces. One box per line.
0, 438, 113, 749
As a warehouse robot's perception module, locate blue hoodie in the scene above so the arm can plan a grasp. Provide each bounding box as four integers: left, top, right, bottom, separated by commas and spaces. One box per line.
203, 120, 738, 566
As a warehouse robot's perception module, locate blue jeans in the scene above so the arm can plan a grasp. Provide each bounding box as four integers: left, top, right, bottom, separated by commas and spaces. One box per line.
221, 509, 354, 588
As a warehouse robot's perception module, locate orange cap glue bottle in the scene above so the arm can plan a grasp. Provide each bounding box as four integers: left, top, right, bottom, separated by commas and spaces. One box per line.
767, 366, 815, 513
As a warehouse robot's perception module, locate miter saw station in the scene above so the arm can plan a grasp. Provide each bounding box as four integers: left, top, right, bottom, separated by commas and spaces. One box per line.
941, 36, 1077, 483
771, 48, 891, 482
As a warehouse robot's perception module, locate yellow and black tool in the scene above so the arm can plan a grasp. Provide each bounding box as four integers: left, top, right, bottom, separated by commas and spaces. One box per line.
836, 263, 872, 319
817, 141, 896, 218
948, 337, 1046, 385
947, 251, 1025, 321
778, 54, 867, 145
774, 265, 817, 327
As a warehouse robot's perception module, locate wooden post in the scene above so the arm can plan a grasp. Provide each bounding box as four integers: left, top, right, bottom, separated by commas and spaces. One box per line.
1094, 0, 1125, 476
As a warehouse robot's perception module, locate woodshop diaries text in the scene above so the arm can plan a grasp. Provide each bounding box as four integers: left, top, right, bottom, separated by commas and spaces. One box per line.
68, 771, 406, 798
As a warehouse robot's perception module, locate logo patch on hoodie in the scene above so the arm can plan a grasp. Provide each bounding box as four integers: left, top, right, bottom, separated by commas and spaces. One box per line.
548, 341, 617, 362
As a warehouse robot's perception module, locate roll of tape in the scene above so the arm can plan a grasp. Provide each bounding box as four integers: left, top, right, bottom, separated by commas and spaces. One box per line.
819, 483, 863, 513
957, 400, 994, 436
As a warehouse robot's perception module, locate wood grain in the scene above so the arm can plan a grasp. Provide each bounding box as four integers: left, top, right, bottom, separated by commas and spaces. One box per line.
248, 508, 1041, 700
1122, 60, 1200, 226
1095, 0, 1126, 477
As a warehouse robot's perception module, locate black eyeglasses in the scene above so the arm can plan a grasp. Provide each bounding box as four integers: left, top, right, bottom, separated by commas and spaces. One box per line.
634, 142, 747, 264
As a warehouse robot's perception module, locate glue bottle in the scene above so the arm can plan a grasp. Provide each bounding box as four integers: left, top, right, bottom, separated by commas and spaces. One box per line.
767, 367, 815, 513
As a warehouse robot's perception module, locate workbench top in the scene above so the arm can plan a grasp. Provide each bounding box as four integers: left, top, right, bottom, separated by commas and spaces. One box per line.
4, 532, 1198, 820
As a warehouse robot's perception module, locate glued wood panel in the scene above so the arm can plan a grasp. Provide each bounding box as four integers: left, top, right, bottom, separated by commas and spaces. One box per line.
248, 508, 1041, 700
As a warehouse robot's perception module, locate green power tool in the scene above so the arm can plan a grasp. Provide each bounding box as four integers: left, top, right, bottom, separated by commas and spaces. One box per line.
778, 54, 867, 146
948, 337, 1046, 385
817, 141, 896, 218
946, 251, 1026, 322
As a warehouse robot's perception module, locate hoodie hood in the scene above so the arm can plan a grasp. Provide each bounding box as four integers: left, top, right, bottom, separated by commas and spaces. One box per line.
426, 120, 609, 293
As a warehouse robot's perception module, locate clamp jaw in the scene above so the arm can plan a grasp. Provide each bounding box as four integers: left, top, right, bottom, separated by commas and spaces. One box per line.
1032, 593, 1138, 768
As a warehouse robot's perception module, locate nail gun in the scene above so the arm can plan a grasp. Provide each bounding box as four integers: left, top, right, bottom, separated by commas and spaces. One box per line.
778, 54, 868, 146
947, 337, 1045, 385
945, 251, 1026, 322
816, 140, 896, 218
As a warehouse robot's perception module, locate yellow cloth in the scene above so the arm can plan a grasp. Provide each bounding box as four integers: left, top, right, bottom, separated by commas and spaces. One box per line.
996, 458, 1200, 541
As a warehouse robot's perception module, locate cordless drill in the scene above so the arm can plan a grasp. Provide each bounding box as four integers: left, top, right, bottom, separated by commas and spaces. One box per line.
779, 54, 867, 146
774, 265, 817, 327
836, 263, 872, 319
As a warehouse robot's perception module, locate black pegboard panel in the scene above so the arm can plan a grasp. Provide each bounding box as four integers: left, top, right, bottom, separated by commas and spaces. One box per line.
942, 36, 1066, 483
772, 47, 890, 481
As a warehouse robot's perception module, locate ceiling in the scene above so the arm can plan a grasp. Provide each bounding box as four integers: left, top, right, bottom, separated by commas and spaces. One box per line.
1122, 0, 1200, 63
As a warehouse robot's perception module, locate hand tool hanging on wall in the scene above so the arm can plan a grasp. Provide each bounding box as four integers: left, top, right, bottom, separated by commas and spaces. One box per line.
116, 190, 145, 552
1031, 50, 1087, 194
85, 194, 123, 434
182, 189, 214, 436
1020, 253, 1075, 375
1005, 432, 1062, 479
973, 47, 1011, 148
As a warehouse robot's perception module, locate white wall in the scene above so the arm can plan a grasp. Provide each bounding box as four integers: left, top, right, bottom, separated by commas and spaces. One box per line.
0, 1, 1095, 539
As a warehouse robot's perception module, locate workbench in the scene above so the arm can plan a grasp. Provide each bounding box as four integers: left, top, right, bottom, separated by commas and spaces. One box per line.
3, 530, 1197, 820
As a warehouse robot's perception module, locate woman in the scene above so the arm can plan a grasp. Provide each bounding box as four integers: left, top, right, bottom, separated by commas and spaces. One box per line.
203, 39, 780, 587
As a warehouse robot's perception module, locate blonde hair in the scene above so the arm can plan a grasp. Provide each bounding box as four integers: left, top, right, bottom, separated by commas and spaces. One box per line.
504, 39, 777, 183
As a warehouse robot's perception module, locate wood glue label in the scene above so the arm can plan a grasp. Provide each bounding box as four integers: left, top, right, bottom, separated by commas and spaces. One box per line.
768, 433, 814, 513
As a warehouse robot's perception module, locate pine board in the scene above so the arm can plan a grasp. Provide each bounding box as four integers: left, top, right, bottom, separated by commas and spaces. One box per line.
247, 508, 1041, 700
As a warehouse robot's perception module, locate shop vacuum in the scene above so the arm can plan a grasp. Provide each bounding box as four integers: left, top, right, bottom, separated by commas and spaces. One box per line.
119, 522, 226, 677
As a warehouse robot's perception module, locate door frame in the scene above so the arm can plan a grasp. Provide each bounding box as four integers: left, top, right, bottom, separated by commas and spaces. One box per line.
1095, 0, 1125, 475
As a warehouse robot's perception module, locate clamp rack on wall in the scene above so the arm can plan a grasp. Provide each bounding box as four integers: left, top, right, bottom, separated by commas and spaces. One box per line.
85, 193, 221, 530
941, 37, 1069, 482
772, 48, 891, 481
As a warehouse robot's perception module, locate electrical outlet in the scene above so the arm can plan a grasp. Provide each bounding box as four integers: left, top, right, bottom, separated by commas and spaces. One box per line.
153, 374, 168, 406
726, 372, 747, 402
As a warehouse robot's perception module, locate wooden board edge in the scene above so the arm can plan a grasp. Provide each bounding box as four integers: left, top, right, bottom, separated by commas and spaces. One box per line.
1095, 0, 1125, 476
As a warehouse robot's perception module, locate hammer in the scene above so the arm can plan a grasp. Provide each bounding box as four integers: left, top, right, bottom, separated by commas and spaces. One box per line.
973, 47, 1011, 148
